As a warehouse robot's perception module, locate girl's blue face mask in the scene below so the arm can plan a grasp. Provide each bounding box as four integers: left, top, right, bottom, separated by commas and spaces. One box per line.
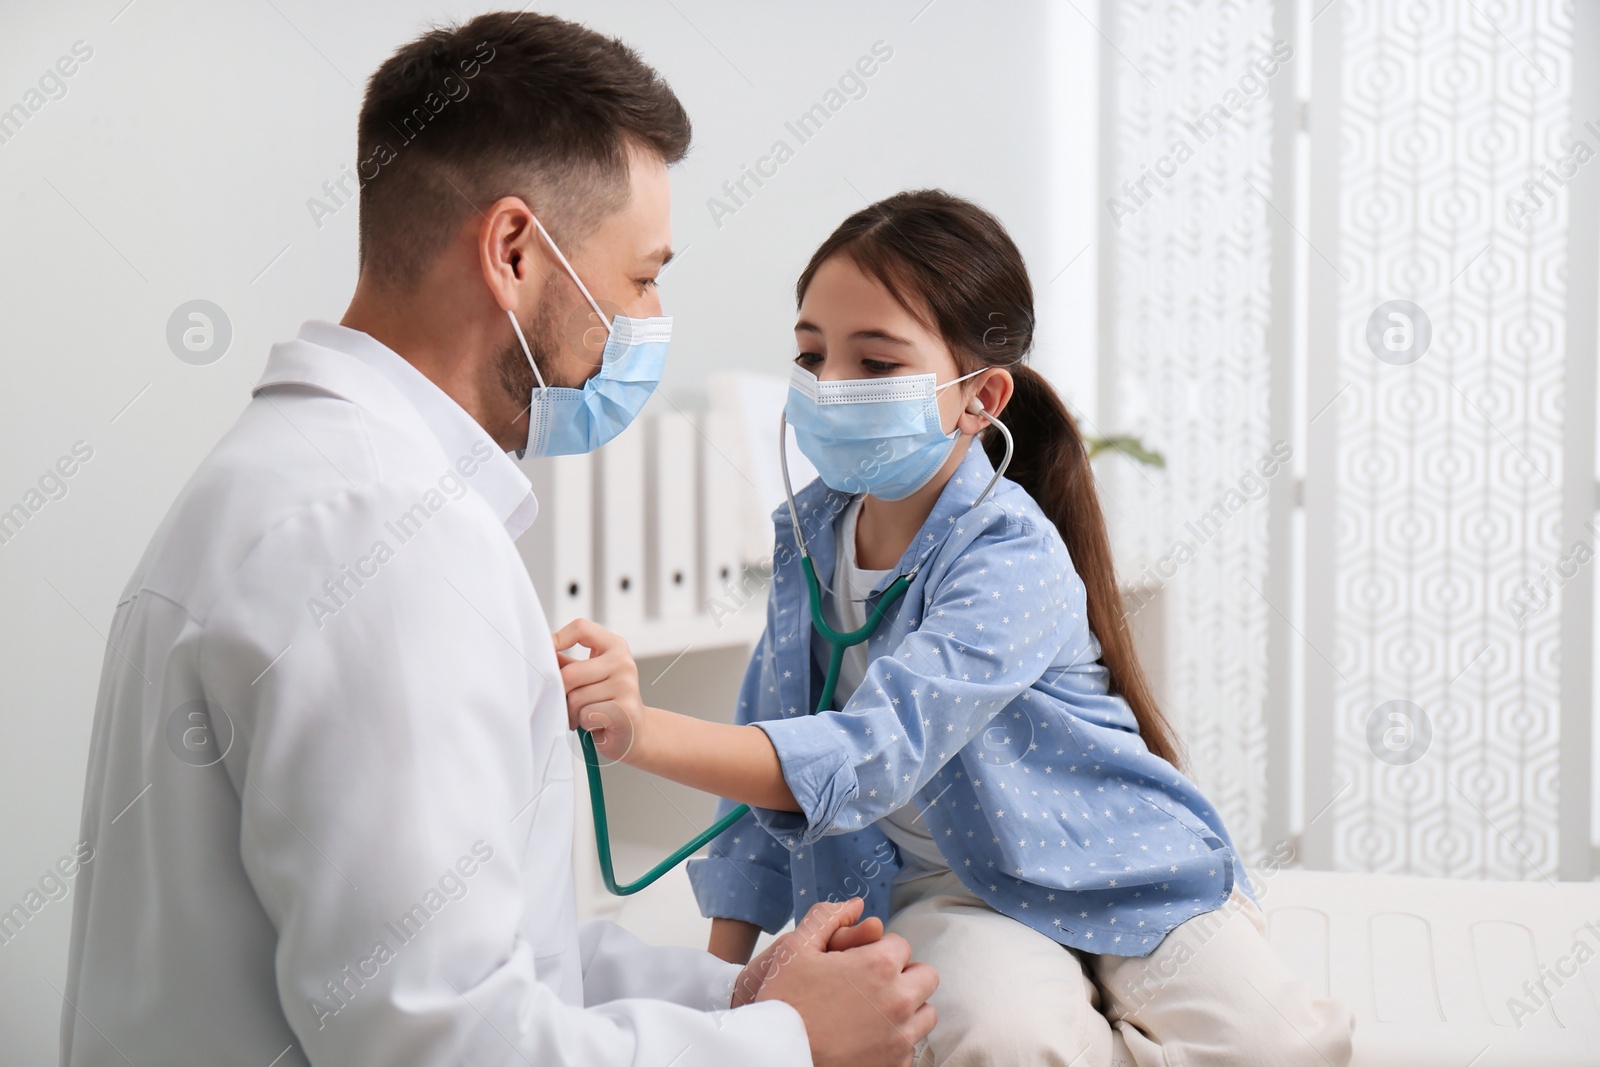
507, 215, 671, 458
784, 364, 982, 500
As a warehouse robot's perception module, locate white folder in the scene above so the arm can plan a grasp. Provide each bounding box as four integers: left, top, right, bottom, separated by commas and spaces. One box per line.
594, 426, 646, 628
698, 411, 747, 610
646, 413, 699, 620
513, 452, 594, 626
707, 372, 818, 567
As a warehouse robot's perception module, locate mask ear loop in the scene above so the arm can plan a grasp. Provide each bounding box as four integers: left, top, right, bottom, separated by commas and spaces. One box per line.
528, 213, 611, 328
506, 310, 548, 391
506, 212, 614, 395
934, 367, 986, 397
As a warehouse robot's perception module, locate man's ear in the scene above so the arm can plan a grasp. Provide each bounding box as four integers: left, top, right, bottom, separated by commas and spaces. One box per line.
956, 369, 1014, 435
478, 196, 548, 314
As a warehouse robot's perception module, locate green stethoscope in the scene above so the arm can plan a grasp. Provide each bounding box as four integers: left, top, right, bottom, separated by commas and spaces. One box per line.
579, 397, 1013, 895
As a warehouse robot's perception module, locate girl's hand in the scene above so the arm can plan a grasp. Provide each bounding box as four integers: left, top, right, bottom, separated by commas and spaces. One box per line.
552, 619, 647, 765
550, 631, 799, 812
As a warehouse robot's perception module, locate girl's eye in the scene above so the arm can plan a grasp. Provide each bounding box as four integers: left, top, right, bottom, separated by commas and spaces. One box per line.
636, 278, 659, 292
795, 352, 824, 367
862, 359, 898, 374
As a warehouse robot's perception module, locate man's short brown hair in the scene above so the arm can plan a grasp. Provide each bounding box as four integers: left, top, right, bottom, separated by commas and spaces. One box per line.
355, 11, 691, 290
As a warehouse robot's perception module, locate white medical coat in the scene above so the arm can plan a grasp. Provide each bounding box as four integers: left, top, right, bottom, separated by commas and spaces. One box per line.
59, 321, 809, 1066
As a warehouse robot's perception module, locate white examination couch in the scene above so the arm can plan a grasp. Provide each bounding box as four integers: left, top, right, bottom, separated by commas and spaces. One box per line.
606, 853, 1600, 1065
1258, 867, 1600, 1066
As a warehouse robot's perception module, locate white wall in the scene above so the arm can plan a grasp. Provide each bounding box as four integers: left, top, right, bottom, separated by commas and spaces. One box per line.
0, 0, 1094, 1058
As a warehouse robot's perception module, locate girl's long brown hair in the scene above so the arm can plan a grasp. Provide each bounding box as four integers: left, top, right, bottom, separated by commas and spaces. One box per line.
796, 189, 1186, 771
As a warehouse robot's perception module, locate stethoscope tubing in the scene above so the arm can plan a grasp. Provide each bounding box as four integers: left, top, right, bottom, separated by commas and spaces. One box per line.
581, 385, 1013, 895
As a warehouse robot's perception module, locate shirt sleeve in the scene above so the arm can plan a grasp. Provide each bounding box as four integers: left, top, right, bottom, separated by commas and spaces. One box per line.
579, 918, 741, 1009
686, 611, 797, 934
752, 514, 1078, 846
200, 486, 809, 1067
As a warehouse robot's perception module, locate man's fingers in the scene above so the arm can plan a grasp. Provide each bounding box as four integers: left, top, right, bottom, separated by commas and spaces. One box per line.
796, 897, 864, 950
860, 930, 913, 971
906, 1001, 938, 1047
901, 959, 939, 1001
825, 915, 883, 952
824, 919, 879, 953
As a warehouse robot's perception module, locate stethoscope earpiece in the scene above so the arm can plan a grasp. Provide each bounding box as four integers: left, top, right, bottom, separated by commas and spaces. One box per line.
964, 394, 1013, 505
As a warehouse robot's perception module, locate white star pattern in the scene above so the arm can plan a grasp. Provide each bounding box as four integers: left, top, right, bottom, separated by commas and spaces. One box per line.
691, 449, 1244, 960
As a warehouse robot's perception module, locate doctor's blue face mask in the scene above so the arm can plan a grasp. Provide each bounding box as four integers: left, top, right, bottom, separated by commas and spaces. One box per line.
507, 214, 671, 458
784, 364, 983, 500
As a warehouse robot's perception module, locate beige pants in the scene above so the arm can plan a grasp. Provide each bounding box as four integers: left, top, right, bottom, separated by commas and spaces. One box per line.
884, 869, 1354, 1067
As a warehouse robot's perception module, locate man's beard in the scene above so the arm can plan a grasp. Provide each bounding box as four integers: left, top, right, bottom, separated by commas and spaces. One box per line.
497, 282, 564, 411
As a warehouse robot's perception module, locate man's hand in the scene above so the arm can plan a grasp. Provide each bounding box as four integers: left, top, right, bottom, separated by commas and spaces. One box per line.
736, 898, 938, 1067
727, 900, 888, 999
553, 618, 647, 764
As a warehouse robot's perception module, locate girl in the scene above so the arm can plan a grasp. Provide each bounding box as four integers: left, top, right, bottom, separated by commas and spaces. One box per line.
556, 190, 1354, 1067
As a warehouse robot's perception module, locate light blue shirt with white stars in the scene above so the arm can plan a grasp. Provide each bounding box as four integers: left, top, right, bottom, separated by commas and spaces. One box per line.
685, 445, 1253, 957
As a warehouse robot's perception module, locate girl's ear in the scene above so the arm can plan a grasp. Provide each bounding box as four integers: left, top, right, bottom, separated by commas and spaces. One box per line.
956, 369, 1014, 435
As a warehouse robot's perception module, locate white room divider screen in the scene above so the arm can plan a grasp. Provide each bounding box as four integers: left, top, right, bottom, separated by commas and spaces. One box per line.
1095, 0, 1286, 871
1096, 0, 1599, 881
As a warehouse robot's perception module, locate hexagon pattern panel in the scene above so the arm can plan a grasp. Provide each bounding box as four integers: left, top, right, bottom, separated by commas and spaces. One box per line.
1100, 0, 1281, 867
1101, 0, 1582, 881
1328, 0, 1571, 879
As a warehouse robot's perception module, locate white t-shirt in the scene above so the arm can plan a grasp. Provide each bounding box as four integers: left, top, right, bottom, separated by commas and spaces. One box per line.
826, 496, 951, 880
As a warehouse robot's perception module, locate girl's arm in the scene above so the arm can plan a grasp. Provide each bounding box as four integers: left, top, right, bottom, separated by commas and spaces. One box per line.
635, 700, 800, 811
553, 618, 800, 811
708, 917, 763, 965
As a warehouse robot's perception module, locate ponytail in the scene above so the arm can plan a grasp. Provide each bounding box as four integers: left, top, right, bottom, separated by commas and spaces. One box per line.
986, 366, 1185, 771
797, 188, 1186, 771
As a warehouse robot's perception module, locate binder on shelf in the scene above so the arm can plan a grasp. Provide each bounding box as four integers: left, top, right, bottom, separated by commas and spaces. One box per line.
513, 452, 594, 626
594, 425, 646, 629
698, 410, 747, 612
707, 372, 817, 567
645, 413, 699, 620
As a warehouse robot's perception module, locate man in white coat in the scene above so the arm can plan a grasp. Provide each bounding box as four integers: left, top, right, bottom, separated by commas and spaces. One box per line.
60, 12, 937, 1067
